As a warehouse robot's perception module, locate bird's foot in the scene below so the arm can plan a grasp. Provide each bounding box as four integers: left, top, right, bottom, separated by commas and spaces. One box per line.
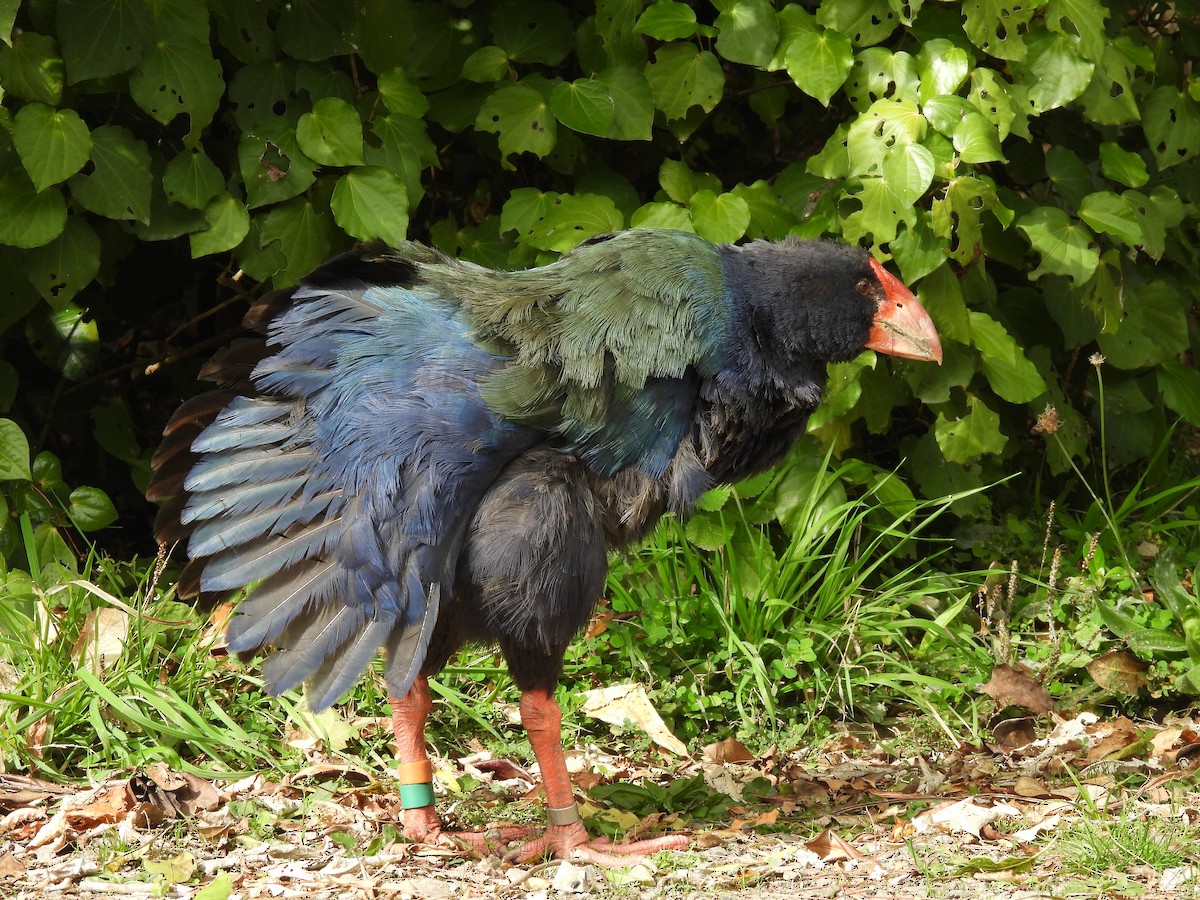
402, 805, 537, 855
502, 821, 689, 866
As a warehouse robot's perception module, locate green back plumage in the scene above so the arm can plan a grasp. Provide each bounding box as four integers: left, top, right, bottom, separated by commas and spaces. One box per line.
401, 230, 731, 473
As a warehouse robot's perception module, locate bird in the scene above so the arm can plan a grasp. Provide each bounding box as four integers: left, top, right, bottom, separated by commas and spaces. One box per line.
148, 228, 942, 864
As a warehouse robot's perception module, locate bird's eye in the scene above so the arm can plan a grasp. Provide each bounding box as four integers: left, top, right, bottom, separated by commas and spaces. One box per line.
855, 279, 872, 296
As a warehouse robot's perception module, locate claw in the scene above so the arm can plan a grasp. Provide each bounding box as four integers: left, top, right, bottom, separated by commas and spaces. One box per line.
501, 821, 689, 865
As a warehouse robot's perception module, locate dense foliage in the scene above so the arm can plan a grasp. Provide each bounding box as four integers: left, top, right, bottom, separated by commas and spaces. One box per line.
1, 0, 1199, 769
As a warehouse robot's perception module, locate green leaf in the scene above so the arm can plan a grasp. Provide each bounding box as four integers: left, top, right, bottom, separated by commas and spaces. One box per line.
227, 59, 299, 129
968, 68, 1019, 140
24, 217, 101, 305
461, 46, 510, 82
685, 513, 734, 551
296, 97, 364, 167
277, 0, 355, 61
195, 874, 233, 900
0, 172, 67, 248
1079, 192, 1143, 248
330, 167, 410, 246
190, 193, 251, 258
363, 114, 437, 202
1016, 207, 1099, 283
930, 174, 1000, 263
715, 0, 779, 67
646, 43, 725, 120
595, 0, 648, 68
1121, 187, 1184, 260
694, 485, 733, 512
784, 27, 853, 106
635, 1, 698, 41
688, 190, 750, 242
25, 302, 99, 380
550, 79, 616, 137
916, 38, 970, 103
68, 486, 118, 531
523, 194, 623, 252
1021, 31, 1095, 114
1096, 282, 1188, 369
0, 0, 15, 45
962, 0, 1035, 61
238, 118, 319, 209
162, 148, 224, 209
377, 69, 430, 118
477, 83, 557, 164
659, 159, 721, 205
816, 0, 897, 48
1099, 143, 1148, 189
491, 0, 572, 65
57, 0, 153, 82
500, 188, 561, 238
352, 1, 414, 73
842, 177, 909, 245
968, 312, 1046, 403
595, 67, 654, 141
1045, 146, 1091, 211
1143, 87, 1200, 170
1044, 0, 1107, 62
846, 98, 926, 177
845, 48, 919, 111
731, 180, 795, 239
129, 15, 224, 132
12, 103, 92, 192
0, 419, 31, 480
1159, 359, 1200, 427
0, 31, 64, 104
1080, 37, 1152, 126
882, 143, 933, 206
890, 213, 946, 284
68, 125, 152, 222
935, 396, 1006, 463
630, 202, 694, 231
258, 198, 339, 288
953, 111, 1005, 163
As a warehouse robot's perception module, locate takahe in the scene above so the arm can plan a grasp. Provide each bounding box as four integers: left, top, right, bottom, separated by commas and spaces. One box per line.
148, 229, 941, 863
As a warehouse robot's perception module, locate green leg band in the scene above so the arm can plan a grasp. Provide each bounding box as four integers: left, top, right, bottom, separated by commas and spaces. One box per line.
400, 782, 436, 809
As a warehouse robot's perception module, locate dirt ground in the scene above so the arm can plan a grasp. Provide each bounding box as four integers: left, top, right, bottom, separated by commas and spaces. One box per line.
4, 711, 1200, 899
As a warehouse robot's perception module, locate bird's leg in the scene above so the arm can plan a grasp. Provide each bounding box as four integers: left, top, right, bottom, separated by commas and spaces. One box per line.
504, 688, 690, 866
389, 676, 443, 843
390, 676, 535, 854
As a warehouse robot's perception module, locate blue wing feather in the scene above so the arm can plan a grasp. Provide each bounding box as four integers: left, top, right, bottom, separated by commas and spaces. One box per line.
182, 275, 538, 708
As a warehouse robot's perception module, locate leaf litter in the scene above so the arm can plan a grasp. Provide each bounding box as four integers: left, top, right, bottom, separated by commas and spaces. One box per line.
6, 707, 1200, 899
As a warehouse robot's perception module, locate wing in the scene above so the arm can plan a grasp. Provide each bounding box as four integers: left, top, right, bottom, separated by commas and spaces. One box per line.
427, 229, 732, 482
151, 253, 538, 710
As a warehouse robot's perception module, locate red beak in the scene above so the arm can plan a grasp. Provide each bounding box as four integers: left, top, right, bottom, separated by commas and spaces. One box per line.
864, 259, 943, 364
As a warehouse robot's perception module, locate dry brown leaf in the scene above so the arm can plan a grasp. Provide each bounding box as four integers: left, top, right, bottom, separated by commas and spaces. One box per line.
981, 664, 1056, 716
579, 683, 687, 755
71, 608, 130, 674
1086, 718, 1139, 763
703, 737, 754, 765
729, 809, 779, 831
200, 602, 234, 651
1013, 775, 1050, 797
993, 716, 1038, 749
805, 828, 865, 862
26, 714, 53, 760
912, 797, 1021, 838
0, 851, 25, 880
1087, 651, 1149, 695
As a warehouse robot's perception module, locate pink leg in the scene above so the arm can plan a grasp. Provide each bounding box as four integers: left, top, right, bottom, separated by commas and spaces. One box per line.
503, 688, 690, 865
390, 677, 534, 853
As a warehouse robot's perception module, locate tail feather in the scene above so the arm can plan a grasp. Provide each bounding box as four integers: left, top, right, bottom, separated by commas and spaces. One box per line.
383, 582, 441, 702
226, 560, 341, 653
199, 518, 341, 591
180, 475, 312, 525
188, 491, 336, 557
260, 604, 396, 699
184, 448, 317, 493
